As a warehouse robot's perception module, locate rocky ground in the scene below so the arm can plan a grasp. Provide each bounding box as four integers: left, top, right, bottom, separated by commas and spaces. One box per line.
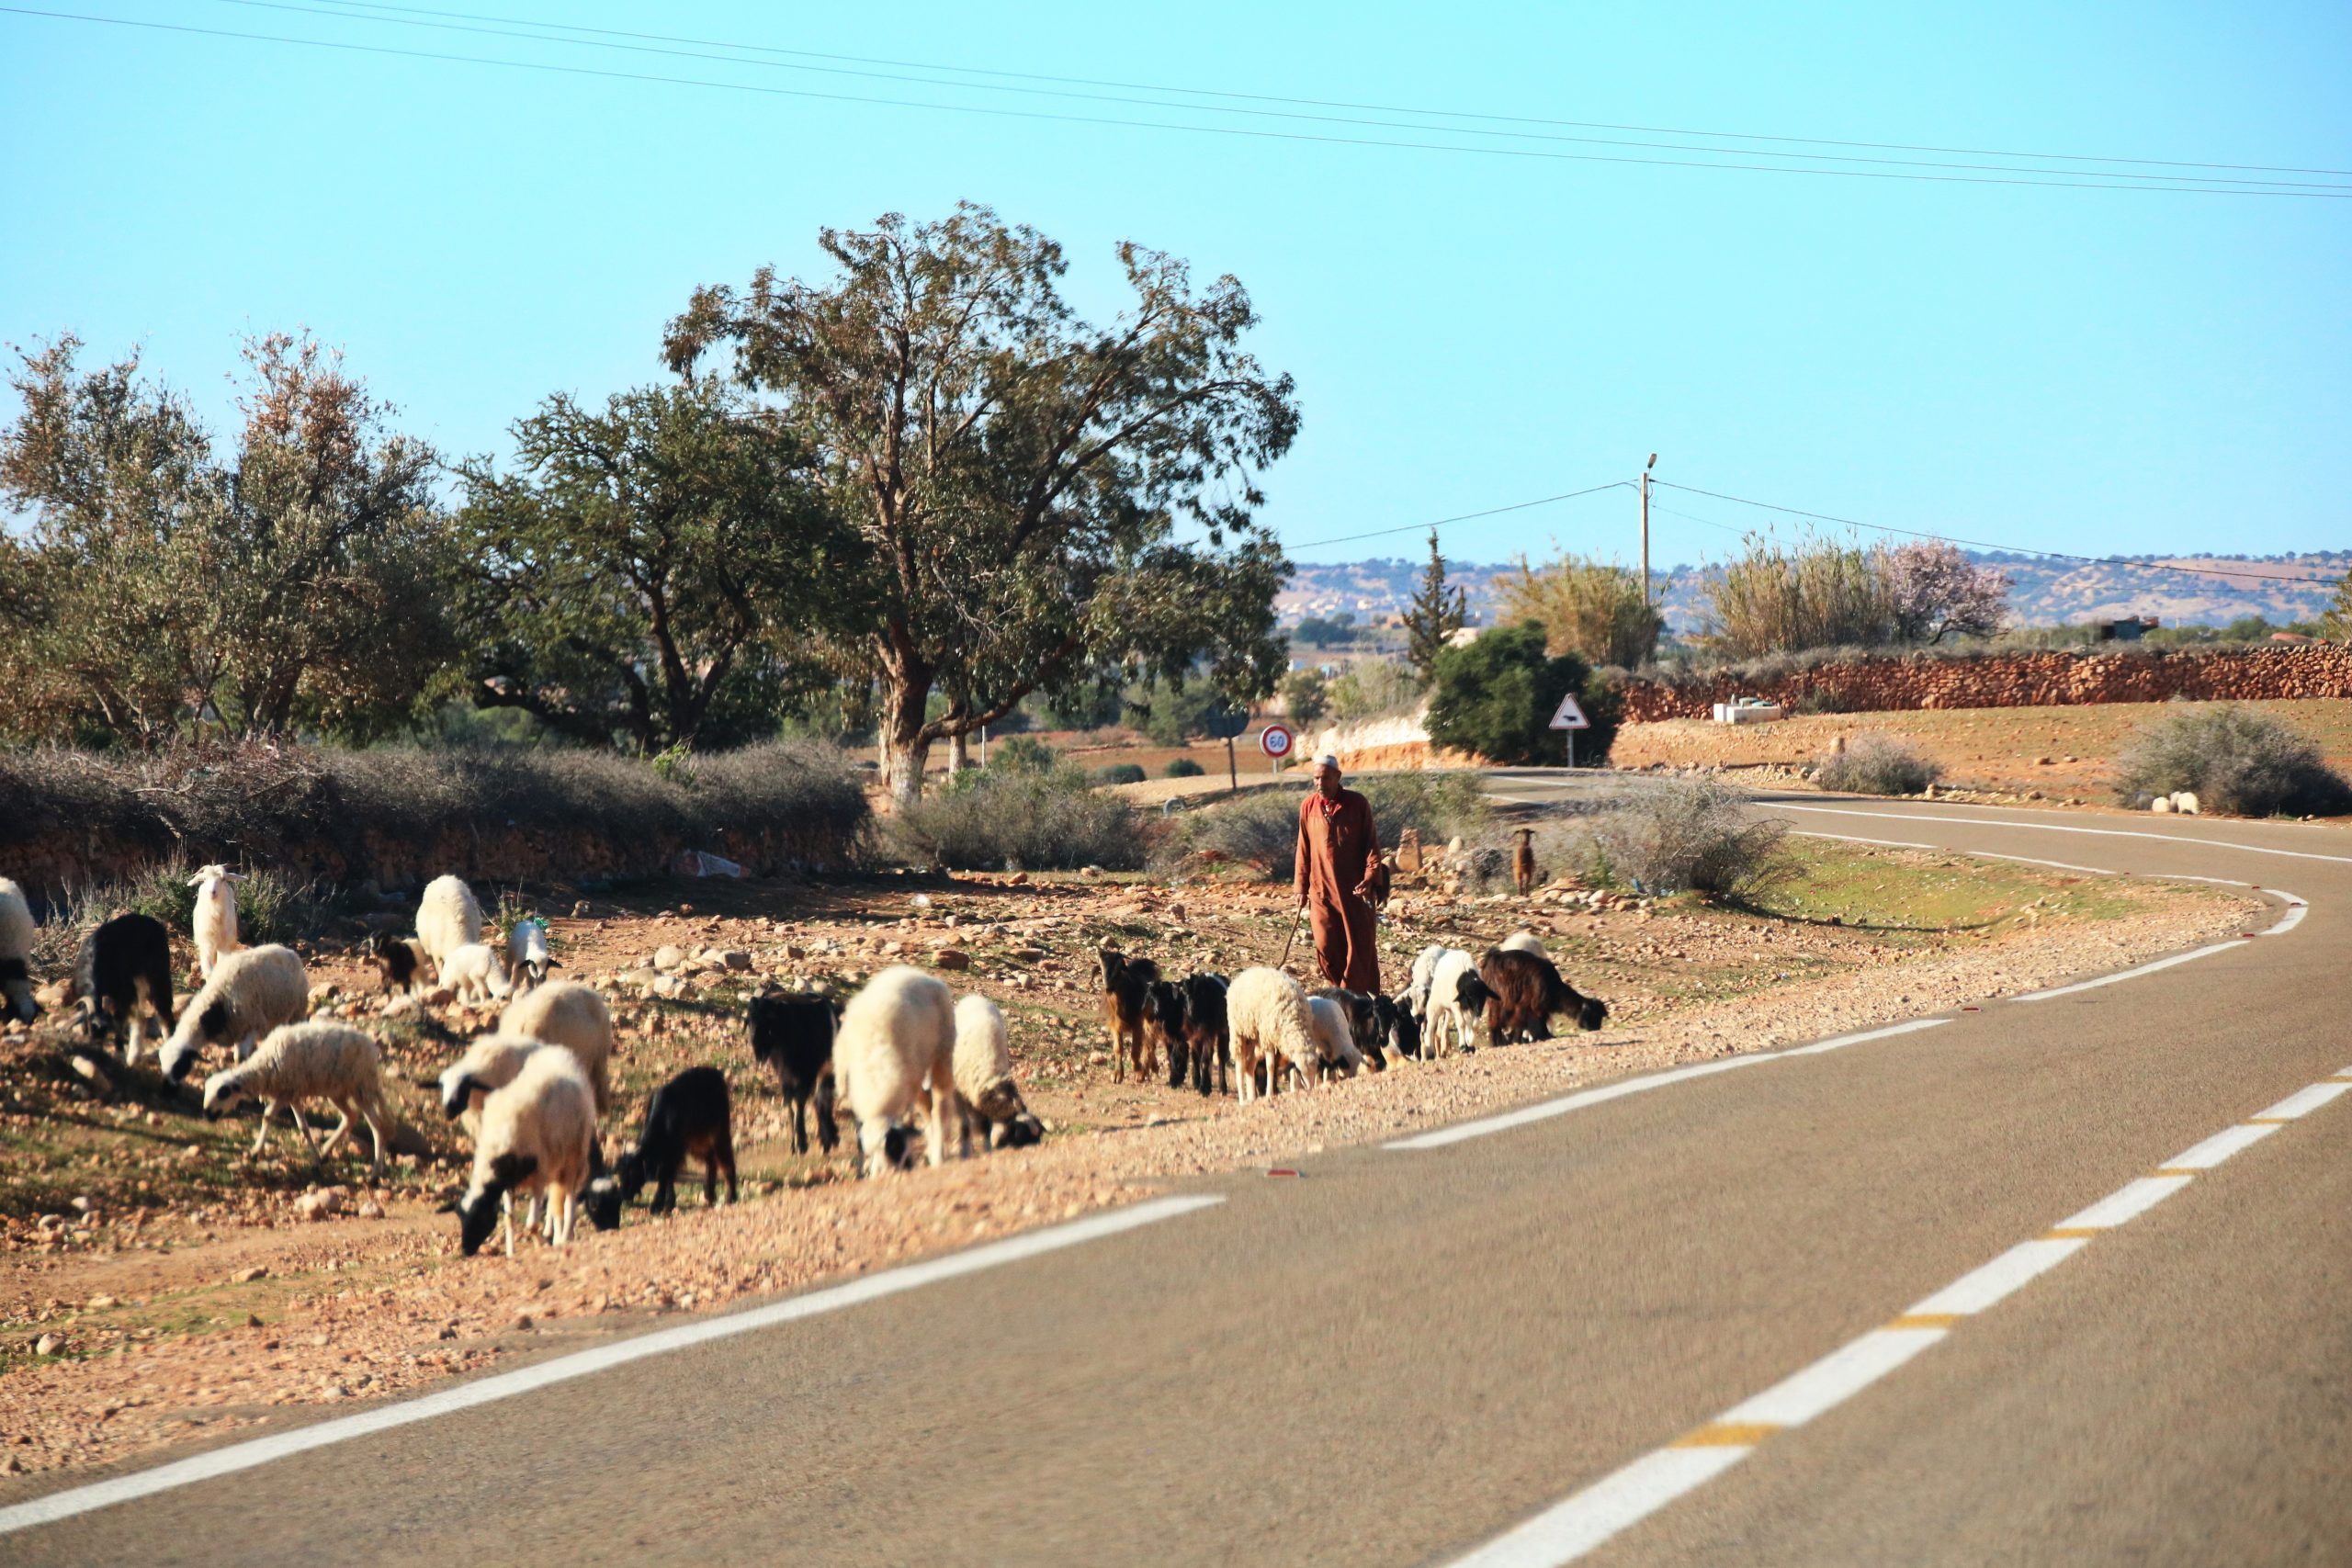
0, 843, 2256, 1480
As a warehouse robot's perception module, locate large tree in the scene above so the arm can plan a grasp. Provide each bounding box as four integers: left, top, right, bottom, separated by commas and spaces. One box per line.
662, 204, 1299, 804
450, 379, 845, 754
1497, 550, 1663, 669
1, 333, 453, 744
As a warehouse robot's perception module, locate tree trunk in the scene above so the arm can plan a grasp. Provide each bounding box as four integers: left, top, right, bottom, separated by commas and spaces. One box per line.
880, 667, 933, 809
945, 729, 969, 776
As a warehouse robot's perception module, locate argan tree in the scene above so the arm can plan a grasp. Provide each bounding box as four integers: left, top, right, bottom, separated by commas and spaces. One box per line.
662, 204, 1299, 804
1405, 526, 1467, 679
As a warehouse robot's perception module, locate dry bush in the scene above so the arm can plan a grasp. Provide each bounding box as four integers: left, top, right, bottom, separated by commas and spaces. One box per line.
1704, 535, 1892, 658
891, 763, 1142, 871
1584, 779, 1791, 900
1498, 553, 1662, 669
2113, 705, 2351, 817
1815, 734, 1944, 795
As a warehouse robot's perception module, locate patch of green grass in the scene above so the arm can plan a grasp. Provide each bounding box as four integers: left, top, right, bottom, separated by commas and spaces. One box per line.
1744, 840, 2144, 942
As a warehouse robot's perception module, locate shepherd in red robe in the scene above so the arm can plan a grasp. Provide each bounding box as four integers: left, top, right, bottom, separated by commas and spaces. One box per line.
1295, 755, 1383, 993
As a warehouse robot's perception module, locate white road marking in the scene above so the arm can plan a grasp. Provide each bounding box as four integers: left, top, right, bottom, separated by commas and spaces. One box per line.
1790, 830, 2117, 878
2257, 897, 2308, 936
2009, 941, 2247, 1001
1775, 804, 2352, 866
0, 1195, 1226, 1537
1780, 1019, 1951, 1056
1438, 1074, 2352, 1566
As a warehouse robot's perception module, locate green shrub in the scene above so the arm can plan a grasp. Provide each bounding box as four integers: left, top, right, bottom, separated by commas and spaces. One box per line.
2113, 705, 2352, 817
1426, 623, 1620, 766
987, 736, 1059, 773
892, 764, 1141, 871
1093, 762, 1148, 785
1164, 757, 1206, 778
1585, 779, 1790, 900
1815, 734, 1943, 795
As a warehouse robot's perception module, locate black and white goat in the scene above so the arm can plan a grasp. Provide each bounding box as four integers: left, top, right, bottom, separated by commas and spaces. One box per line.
75, 912, 175, 1062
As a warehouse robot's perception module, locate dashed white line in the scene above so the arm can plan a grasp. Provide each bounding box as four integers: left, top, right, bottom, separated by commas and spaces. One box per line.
1905, 1237, 2087, 1317
2054, 1175, 2192, 1231
1718, 1326, 1949, 1427
2255, 1080, 2350, 1120
0, 1194, 1226, 1537
1448, 1447, 1752, 1568
2162, 1122, 2279, 1170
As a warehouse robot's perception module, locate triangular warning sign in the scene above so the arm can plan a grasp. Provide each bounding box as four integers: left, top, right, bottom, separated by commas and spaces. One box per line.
1548, 693, 1589, 730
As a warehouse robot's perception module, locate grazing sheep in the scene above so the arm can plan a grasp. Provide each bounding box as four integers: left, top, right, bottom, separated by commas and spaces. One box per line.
1479, 948, 1609, 1043
498, 980, 614, 1115
415, 874, 483, 970
1175, 974, 1231, 1097
506, 917, 557, 993
201, 1021, 391, 1179
1424, 948, 1494, 1058
835, 965, 957, 1177
365, 931, 430, 996
606, 1066, 736, 1214
1306, 996, 1365, 1079
457, 1047, 599, 1257
747, 991, 841, 1156
438, 942, 514, 1005
75, 913, 175, 1062
1498, 929, 1548, 957
1312, 987, 1387, 1071
1225, 967, 1320, 1104
437, 1032, 548, 1124
0, 877, 40, 1026
159, 945, 311, 1082
1099, 951, 1162, 1082
187, 863, 244, 980
951, 993, 1043, 1151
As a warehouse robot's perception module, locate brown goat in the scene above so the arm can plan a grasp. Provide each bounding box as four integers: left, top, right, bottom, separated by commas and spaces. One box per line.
1100, 951, 1162, 1082
1512, 828, 1537, 896
1478, 947, 1607, 1043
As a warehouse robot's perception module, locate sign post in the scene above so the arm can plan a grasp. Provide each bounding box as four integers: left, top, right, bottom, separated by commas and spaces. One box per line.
1259, 723, 1295, 780
1547, 693, 1590, 769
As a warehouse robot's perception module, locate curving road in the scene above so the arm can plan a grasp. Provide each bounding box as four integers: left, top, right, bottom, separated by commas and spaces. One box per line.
4, 788, 2348, 1566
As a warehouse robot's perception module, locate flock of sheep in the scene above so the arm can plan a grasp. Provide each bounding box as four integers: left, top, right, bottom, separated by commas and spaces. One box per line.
1, 863, 1611, 1266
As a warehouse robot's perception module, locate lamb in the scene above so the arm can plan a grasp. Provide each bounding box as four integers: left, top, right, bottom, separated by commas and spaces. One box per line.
1224, 967, 1321, 1104
1306, 996, 1366, 1079
747, 990, 841, 1156
1312, 987, 1387, 1071
187, 863, 244, 980
1479, 948, 1609, 1043
0, 877, 39, 1026
364, 931, 430, 997
834, 964, 957, 1177
437, 1032, 548, 1124
456, 1047, 600, 1257
951, 993, 1043, 1152
1423, 948, 1494, 1058
1498, 929, 1548, 957
159, 944, 311, 1082
505, 917, 557, 993
201, 1021, 391, 1179
438, 942, 515, 1005
414, 874, 483, 970
75, 913, 175, 1062
1099, 950, 1162, 1083
605, 1066, 736, 1214
498, 980, 614, 1115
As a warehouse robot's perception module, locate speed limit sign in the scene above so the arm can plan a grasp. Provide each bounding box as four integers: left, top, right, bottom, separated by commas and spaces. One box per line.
1259, 724, 1295, 760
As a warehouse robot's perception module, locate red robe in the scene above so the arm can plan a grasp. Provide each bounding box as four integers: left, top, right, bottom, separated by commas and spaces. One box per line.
1295, 789, 1382, 993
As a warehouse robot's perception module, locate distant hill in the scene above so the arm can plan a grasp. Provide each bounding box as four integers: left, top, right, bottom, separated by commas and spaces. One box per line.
1280, 551, 2349, 635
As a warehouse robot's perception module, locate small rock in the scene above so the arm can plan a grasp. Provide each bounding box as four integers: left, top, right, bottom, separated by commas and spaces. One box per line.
932, 949, 970, 971
85, 1294, 118, 1310
718, 950, 752, 973
233, 1265, 269, 1283
35, 1333, 62, 1356
512, 1313, 535, 1331
652, 945, 687, 973
1008, 871, 1030, 886
246, 1312, 265, 1327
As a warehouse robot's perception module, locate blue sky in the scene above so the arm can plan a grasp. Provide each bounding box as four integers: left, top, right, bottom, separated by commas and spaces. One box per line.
2, 2, 2346, 571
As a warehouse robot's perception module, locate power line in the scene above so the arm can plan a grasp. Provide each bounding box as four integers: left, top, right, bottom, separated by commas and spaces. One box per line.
288, 0, 2352, 182
6, 6, 2348, 198
1287, 482, 1631, 550
197, 0, 2352, 194
1648, 478, 2346, 587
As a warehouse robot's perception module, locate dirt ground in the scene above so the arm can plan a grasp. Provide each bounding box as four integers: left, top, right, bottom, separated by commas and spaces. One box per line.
0, 845, 2256, 1479
1612, 697, 2352, 811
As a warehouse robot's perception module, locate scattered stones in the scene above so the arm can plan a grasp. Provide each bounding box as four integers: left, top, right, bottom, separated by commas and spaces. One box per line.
651, 945, 687, 973
931, 949, 970, 971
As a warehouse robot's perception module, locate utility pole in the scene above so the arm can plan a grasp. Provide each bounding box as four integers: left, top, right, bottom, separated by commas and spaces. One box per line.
1640, 453, 1657, 606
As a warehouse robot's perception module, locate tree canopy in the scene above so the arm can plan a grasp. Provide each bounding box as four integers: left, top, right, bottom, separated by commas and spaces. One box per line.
1425, 622, 1620, 766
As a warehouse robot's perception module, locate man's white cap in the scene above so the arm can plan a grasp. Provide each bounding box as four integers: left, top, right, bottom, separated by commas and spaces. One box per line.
1315, 753, 1340, 769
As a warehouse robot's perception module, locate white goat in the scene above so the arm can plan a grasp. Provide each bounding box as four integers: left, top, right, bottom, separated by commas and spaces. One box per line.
414, 875, 483, 971
1425, 948, 1492, 1058
438, 942, 514, 1005
0, 877, 37, 1026
1306, 995, 1364, 1080
1225, 967, 1321, 1103
202, 1021, 391, 1178
498, 981, 614, 1115
160, 944, 310, 1082
456, 1048, 598, 1257
505, 917, 556, 993
836, 965, 957, 1177
187, 863, 244, 980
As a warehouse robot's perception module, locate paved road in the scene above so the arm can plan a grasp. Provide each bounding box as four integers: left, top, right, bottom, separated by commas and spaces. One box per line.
6, 788, 2348, 1567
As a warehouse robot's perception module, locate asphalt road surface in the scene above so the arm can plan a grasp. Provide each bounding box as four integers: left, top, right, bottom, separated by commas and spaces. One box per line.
6, 785, 2347, 1567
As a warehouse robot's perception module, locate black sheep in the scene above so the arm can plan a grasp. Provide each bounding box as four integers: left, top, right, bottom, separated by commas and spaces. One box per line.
609, 1066, 737, 1214
747, 991, 840, 1156
1478, 948, 1608, 1043
76, 913, 175, 1060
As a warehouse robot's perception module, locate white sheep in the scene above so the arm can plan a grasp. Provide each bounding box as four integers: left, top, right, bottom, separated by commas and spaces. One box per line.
201, 1021, 391, 1179
498, 981, 614, 1115
159, 944, 311, 1082
0, 876, 37, 1026
836, 965, 957, 1177
437, 1032, 548, 1126
1426, 948, 1492, 1058
1306, 995, 1365, 1080
187, 863, 244, 980
950, 993, 1042, 1153
1498, 929, 1548, 957
1225, 967, 1320, 1104
1404, 943, 1446, 1024
438, 942, 514, 1005
415, 874, 483, 971
506, 917, 556, 993
456, 1047, 598, 1257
